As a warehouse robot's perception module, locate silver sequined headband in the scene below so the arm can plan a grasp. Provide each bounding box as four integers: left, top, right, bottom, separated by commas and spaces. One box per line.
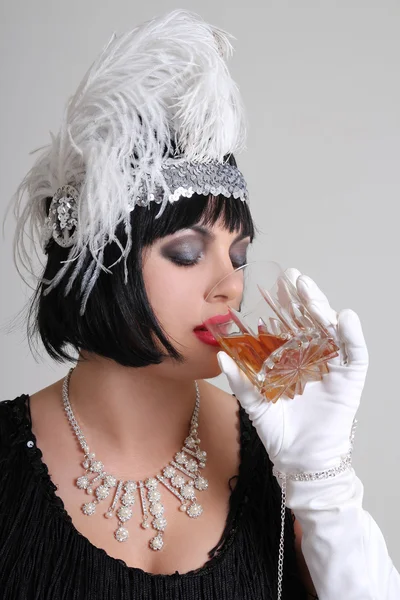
45, 159, 248, 249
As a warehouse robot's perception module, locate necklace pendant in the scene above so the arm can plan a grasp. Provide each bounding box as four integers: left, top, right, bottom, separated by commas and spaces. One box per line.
82, 501, 97, 516
124, 480, 137, 493
115, 525, 129, 542
187, 502, 203, 518
152, 516, 167, 531
95, 485, 110, 501
105, 475, 117, 488
194, 476, 208, 491
149, 533, 164, 551
149, 500, 164, 518
184, 436, 197, 449
121, 492, 136, 507
138, 481, 150, 529
76, 475, 90, 490
117, 506, 133, 523
146, 480, 168, 550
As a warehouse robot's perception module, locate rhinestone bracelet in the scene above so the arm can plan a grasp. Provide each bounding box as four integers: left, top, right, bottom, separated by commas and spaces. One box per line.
273, 418, 357, 484
272, 450, 353, 483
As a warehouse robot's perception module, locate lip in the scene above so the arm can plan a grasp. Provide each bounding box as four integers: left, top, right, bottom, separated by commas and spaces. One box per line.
193, 312, 232, 346
194, 313, 232, 330
193, 329, 221, 347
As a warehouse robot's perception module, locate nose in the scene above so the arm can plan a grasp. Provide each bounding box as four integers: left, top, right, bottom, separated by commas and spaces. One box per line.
206, 263, 244, 306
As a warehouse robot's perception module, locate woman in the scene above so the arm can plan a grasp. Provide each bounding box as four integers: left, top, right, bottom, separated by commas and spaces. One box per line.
1, 9, 398, 600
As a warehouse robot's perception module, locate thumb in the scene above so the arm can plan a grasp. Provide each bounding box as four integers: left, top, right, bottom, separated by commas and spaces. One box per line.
217, 352, 283, 458
217, 351, 270, 418
217, 351, 252, 395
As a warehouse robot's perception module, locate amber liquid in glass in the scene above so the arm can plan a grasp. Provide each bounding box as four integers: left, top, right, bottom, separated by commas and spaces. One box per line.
217, 332, 339, 402
218, 332, 286, 373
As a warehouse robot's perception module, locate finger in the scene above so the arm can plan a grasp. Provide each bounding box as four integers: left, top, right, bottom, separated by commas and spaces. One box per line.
337, 309, 369, 367
296, 275, 338, 327
307, 300, 343, 365
284, 267, 302, 288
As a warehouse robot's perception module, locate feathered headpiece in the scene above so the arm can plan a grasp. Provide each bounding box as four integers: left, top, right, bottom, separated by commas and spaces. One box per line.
10, 9, 248, 314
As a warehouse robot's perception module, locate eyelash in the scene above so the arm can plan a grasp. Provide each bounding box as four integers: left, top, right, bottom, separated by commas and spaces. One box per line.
170, 255, 247, 269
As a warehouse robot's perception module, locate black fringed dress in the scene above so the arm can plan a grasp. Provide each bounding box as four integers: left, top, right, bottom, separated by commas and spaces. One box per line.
0, 395, 308, 599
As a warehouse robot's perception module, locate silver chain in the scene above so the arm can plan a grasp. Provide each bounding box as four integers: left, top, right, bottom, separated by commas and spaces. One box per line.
277, 474, 287, 600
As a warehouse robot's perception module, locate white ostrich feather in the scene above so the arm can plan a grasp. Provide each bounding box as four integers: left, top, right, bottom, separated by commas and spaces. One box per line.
8, 9, 246, 313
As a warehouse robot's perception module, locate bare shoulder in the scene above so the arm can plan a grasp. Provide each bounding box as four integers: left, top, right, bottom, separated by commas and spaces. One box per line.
29, 379, 64, 426
29, 378, 77, 464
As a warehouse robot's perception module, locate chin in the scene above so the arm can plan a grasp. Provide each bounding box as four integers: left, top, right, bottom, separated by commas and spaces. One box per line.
199, 351, 225, 380
179, 347, 223, 380
201, 362, 224, 380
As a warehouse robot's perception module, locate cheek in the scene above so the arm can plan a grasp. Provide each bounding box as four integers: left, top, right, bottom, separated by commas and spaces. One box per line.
143, 259, 203, 337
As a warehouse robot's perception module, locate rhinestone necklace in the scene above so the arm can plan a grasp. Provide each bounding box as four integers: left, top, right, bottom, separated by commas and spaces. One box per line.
62, 368, 209, 551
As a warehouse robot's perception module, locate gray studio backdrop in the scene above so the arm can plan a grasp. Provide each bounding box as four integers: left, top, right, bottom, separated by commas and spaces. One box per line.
1, 0, 399, 567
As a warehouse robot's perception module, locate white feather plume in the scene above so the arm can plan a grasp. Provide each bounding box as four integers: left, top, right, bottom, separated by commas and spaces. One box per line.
9, 9, 246, 313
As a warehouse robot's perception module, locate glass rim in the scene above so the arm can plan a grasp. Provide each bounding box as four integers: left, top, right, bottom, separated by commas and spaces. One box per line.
204, 259, 284, 304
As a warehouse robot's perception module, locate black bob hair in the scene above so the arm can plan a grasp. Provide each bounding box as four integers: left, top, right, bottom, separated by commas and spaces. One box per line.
27, 179, 255, 368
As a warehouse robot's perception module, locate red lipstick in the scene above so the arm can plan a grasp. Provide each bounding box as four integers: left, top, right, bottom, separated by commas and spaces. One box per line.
193, 329, 220, 346
193, 313, 231, 347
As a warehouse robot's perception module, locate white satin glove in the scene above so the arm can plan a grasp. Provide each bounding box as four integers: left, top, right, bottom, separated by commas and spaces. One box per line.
218, 269, 400, 600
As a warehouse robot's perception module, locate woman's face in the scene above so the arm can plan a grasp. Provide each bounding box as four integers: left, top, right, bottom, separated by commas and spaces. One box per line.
142, 218, 251, 379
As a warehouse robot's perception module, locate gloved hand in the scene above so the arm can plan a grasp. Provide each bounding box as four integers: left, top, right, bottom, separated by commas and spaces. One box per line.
218, 269, 400, 600
217, 268, 368, 476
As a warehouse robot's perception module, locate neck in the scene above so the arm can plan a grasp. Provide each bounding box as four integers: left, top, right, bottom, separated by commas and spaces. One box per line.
65, 352, 201, 475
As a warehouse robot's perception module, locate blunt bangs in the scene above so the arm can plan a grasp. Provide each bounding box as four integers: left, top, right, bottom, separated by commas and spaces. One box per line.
140, 193, 254, 246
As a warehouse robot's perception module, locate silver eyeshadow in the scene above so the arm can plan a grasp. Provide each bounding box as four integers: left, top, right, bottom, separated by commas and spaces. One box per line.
160, 228, 250, 267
